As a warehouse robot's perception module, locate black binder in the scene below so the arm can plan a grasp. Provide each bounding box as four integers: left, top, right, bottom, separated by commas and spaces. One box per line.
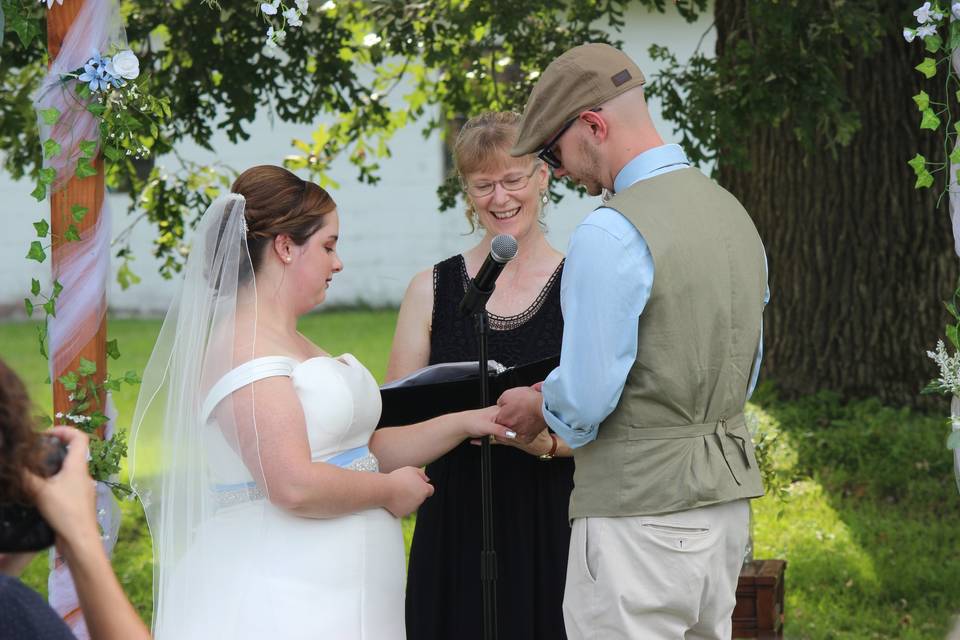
377, 354, 560, 427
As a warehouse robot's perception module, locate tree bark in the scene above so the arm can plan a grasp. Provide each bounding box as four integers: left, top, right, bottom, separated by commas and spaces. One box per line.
714, 0, 957, 408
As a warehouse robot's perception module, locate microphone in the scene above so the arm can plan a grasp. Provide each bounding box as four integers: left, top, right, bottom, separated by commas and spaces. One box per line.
458, 234, 518, 317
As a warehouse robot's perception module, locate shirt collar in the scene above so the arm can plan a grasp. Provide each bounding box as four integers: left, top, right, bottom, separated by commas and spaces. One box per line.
612, 144, 691, 194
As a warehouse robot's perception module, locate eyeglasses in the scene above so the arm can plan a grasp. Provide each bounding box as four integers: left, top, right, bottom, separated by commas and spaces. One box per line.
537, 108, 601, 169
465, 164, 540, 198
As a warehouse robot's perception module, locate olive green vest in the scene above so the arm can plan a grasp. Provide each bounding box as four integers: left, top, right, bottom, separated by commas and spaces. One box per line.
568, 167, 766, 519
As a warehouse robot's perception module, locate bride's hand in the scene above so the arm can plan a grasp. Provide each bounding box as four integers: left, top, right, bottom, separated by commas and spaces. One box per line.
459, 406, 517, 440
384, 466, 434, 518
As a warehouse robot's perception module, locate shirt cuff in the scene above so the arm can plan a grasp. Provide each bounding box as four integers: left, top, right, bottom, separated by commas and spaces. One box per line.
541, 398, 598, 449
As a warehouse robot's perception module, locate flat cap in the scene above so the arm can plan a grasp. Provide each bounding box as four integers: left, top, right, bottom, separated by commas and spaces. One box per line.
511, 43, 645, 157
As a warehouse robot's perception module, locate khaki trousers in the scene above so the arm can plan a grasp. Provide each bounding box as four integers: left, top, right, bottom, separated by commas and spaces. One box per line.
562, 499, 749, 640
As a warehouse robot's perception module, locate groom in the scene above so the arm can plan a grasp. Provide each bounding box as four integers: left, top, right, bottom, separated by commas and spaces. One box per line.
496, 43, 769, 639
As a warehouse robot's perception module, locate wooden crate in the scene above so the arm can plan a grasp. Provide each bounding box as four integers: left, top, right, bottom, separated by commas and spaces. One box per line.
733, 559, 786, 639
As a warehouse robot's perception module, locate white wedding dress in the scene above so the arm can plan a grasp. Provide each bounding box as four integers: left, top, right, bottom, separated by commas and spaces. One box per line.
155, 354, 406, 640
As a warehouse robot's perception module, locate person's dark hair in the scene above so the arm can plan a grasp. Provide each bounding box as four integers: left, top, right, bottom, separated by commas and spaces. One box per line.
0, 359, 45, 504
231, 165, 337, 273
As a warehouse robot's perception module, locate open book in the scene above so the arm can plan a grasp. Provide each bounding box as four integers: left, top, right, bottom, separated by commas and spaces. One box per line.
377, 354, 559, 427
380, 360, 506, 390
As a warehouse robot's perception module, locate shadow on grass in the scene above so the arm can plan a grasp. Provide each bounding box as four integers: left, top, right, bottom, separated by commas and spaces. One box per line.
749, 384, 960, 640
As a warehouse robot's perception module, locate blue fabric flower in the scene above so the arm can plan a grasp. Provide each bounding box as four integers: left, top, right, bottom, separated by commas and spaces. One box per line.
77, 49, 123, 93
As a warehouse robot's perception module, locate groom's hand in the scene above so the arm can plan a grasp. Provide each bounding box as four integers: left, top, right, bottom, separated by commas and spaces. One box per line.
496, 386, 547, 444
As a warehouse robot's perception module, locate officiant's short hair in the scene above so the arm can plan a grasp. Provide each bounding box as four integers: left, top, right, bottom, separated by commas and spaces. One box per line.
232, 165, 336, 272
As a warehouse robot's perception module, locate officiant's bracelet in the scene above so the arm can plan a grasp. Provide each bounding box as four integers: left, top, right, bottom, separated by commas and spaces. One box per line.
538, 433, 559, 461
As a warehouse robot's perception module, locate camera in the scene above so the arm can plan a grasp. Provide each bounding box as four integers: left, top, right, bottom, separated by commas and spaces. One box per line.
0, 435, 68, 552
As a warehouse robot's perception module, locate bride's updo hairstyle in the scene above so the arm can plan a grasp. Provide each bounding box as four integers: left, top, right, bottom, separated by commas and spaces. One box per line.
231, 165, 336, 274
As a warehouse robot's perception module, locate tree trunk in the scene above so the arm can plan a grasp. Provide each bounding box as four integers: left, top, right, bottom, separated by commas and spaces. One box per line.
714, 0, 957, 408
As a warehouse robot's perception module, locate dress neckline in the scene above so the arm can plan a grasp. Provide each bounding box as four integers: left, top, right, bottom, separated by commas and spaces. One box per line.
456, 255, 564, 331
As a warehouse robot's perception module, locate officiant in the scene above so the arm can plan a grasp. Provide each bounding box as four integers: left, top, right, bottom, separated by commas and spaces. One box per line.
385, 111, 573, 640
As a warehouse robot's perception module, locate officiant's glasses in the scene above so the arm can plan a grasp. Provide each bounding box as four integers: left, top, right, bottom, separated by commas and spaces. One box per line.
538, 108, 602, 169
466, 165, 539, 198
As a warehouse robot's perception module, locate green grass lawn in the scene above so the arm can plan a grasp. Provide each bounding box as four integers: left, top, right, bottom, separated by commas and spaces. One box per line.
3, 312, 960, 638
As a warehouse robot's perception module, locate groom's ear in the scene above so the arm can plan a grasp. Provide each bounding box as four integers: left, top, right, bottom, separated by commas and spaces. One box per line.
580, 110, 608, 143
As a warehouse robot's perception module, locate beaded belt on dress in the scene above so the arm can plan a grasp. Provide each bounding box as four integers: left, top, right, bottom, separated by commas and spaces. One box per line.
212, 445, 380, 509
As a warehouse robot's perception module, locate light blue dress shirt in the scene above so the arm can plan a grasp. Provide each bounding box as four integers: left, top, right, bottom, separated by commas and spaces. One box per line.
541, 144, 769, 449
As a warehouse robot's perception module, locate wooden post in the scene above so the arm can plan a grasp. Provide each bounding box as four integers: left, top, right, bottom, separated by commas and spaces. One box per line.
47, 0, 107, 423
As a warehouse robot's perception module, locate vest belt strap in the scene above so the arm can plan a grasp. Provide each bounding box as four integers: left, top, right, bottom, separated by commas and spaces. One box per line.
629, 413, 751, 486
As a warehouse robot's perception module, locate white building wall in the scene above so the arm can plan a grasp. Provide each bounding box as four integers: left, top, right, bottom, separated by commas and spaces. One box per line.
0, 5, 714, 317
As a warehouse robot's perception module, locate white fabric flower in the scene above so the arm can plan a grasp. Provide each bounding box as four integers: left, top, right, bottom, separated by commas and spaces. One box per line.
107, 50, 140, 80
953, 2, 960, 19
39, 0, 64, 9
362, 33, 382, 47
261, 0, 280, 16
918, 23, 938, 38
319, 0, 336, 9
283, 7, 303, 27
904, 27, 917, 42
295, 0, 309, 13
915, 2, 934, 23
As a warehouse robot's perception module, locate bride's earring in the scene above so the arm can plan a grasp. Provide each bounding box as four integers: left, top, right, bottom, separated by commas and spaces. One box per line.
541, 192, 548, 205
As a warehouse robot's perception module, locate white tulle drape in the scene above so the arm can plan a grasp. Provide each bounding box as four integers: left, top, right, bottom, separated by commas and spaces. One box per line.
129, 194, 267, 636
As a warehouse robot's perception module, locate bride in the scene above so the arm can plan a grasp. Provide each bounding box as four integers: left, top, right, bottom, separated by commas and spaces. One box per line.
129, 165, 514, 639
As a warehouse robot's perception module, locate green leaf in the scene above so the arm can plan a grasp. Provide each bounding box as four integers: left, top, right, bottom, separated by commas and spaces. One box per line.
24, 299, 34, 317
103, 146, 123, 162
43, 139, 62, 160
39, 167, 57, 185
916, 57, 937, 79
925, 34, 943, 53
908, 153, 927, 174
26, 241, 47, 263
75, 160, 98, 179
65, 224, 81, 242
78, 358, 97, 376
106, 339, 121, 360
51, 280, 63, 298
33, 219, 49, 238
913, 90, 930, 111
921, 108, 941, 131
37, 414, 52, 429
71, 205, 89, 223
42, 299, 56, 318
31, 182, 46, 202
78, 140, 98, 158
11, 16, 41, 47
116, 262, 141, 290
30, 279, 41, 297
39, 108, 61, 126
948, 430, 960, 450
59, 372, 79, 391
948, 324, 959, 350
87, 103, 106, 117
916, 169, 935, 189
950, 146, 960, 165
946, 300, 959, 320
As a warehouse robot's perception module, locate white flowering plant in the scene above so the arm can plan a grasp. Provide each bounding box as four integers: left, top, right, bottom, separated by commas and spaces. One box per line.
259, 0, 318, 49
924, 286, 960, 452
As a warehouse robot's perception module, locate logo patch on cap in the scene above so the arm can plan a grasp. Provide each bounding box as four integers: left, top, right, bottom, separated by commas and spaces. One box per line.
611, 69, 632, 87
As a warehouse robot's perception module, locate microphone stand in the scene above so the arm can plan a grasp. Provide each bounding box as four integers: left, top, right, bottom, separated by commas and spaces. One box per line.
475, 309, 497, 640
462, 278, 498, 640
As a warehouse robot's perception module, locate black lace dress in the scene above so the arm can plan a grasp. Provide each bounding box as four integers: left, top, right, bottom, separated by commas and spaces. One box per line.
405, 255, 574, 640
